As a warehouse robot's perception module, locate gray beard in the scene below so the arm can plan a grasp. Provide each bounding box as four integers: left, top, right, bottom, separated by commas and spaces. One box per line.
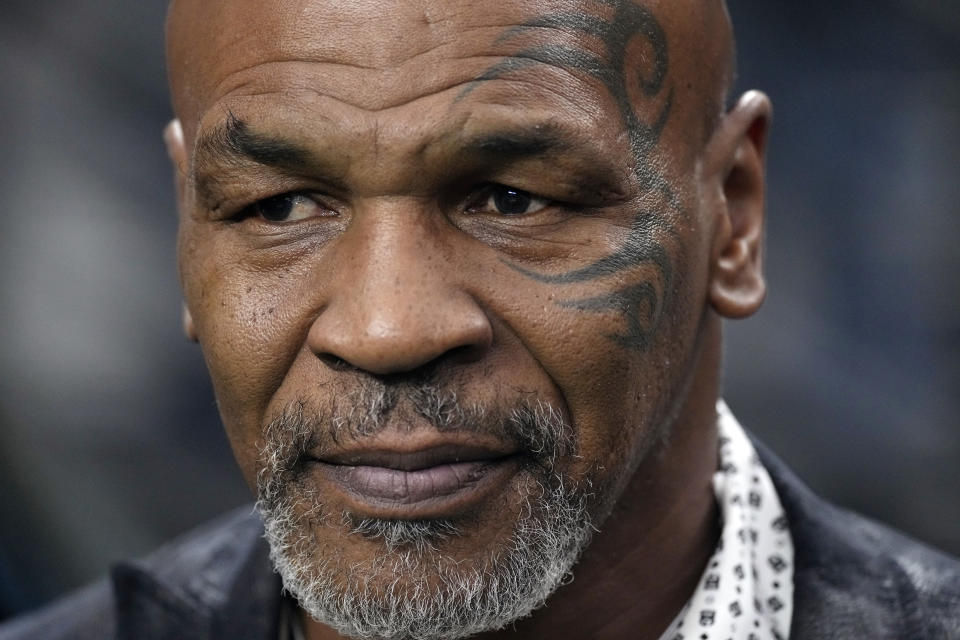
254, 384, 596, 640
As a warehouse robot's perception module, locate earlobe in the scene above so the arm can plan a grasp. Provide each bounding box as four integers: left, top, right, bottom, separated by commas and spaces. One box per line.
182, 303, 198, 342
705, 91, 772, 319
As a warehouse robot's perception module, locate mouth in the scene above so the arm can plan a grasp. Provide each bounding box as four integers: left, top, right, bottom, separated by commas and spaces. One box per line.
308, 441, 523, 519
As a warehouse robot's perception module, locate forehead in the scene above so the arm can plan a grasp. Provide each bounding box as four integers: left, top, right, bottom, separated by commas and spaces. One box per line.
174, 0, 604, 99
169, 0, 674, 156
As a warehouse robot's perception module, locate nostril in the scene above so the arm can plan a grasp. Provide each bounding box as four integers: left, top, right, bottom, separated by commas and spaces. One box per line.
317, 344, 485, 376
318, 353, 354, 372
445, 343, 486, 366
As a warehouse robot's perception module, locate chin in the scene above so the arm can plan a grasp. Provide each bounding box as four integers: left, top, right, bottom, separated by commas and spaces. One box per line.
258, 468, 595, 640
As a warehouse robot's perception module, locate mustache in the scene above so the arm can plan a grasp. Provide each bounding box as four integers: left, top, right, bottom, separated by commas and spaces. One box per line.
257, 378, 573, 493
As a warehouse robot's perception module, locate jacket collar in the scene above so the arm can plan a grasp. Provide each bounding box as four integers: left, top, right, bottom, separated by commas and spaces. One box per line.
753, 437, 919, 638
110, 507, 282, 640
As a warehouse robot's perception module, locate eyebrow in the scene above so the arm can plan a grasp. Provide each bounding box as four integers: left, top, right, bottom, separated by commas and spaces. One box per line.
458, 128, 570, 159
191, 113, 329, 206
194, 112, 312, 171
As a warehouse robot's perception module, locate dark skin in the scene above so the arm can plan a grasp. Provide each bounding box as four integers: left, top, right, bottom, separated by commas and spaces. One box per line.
165, 0, 771, 638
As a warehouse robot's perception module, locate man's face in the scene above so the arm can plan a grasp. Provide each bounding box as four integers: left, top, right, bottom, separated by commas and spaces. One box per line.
170, 0, 730, 636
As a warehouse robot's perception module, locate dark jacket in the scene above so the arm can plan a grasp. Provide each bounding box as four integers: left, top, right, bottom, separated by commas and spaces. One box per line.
2, 443, 959, 639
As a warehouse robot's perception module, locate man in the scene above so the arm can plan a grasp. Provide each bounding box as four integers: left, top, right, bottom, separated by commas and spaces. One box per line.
2, 0, 958, 638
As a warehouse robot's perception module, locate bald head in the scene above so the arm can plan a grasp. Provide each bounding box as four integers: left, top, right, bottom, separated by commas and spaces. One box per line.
166, 0, 735, 154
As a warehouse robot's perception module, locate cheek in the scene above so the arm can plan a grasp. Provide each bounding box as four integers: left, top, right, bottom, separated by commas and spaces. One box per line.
549, 334, 650, 484
539, 318, 697, 512
494, 286, 643, 480
181, 234, 318, 474
511, 244, 707, 498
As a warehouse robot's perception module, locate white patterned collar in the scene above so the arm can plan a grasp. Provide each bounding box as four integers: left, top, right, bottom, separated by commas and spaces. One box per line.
658, 400, 794, 640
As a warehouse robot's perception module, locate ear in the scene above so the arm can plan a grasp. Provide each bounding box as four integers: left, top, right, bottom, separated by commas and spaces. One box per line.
703, 91, 772, 319
182, 303, 198, 342
165, 119, 198, 342
164, 119, 188, 215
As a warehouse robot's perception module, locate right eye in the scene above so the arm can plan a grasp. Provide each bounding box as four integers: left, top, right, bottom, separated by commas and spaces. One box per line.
464, 183, 553, 219
483, 185, 550, 216
246, 193, 326, 222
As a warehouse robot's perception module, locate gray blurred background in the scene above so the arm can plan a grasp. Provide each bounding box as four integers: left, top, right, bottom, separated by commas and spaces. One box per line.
1, 0, 958, 620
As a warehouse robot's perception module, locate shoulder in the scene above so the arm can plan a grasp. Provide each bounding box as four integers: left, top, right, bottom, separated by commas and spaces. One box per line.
755, 438, 960, 639
0, 506, 274, 640
0, 580, 115, 640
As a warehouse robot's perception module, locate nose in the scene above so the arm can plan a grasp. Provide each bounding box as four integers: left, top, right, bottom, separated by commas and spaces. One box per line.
307, 208, 493, 376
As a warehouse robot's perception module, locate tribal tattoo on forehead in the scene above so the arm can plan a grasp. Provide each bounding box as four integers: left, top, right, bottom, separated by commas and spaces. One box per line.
467, 0, 681, 352
462, 0, 672, 164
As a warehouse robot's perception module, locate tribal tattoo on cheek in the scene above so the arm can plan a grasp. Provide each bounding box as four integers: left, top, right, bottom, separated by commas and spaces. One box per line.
465, 0, 681, 351
510, 209, 674, 352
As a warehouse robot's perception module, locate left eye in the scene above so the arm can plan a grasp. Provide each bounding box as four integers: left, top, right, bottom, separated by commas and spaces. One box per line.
248, 193, 323, 222
481, 185, 550, 216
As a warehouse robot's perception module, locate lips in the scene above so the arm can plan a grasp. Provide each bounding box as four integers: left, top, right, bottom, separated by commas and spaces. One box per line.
309, 441, 522, 517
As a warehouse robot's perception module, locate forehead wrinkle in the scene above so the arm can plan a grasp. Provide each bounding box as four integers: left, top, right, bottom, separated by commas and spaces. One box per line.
204, 52, 538, 116
200, 41, 606, 135
205, 14, 551, 95
460, 70, 613, 134
267, 0, 621, 73
494, 13, 613, 48
178, 4, 617, 119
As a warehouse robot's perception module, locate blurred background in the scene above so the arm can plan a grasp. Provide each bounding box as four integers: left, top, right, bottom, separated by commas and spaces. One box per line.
1, 0, 958, 621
